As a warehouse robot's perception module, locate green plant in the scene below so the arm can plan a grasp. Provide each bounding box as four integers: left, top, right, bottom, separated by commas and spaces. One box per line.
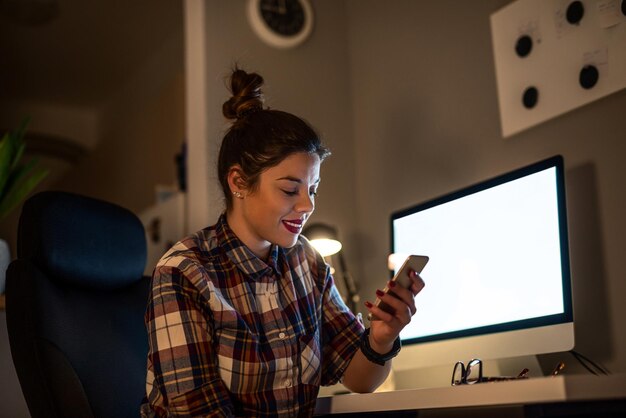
0, 119, 48, 220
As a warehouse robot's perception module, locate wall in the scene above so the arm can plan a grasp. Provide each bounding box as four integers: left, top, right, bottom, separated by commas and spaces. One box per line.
55, 34, 186, 215
344, 0, 626, 374
0, 7, 185, 251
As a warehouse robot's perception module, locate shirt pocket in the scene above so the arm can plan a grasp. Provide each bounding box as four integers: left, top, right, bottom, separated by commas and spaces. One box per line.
214, 311, 268, 393
298, 327, 321, 385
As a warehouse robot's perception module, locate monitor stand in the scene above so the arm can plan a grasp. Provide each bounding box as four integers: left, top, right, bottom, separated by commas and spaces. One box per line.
493, 355, 543, 378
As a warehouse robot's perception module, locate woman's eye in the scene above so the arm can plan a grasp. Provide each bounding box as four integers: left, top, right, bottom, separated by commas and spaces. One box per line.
281, 188, 317, 197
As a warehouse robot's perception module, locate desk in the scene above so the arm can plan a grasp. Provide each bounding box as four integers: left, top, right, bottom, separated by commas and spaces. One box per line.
315, 374, 626, 417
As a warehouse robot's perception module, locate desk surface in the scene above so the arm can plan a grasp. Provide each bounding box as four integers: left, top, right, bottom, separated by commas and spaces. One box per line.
315, 373, 626, 415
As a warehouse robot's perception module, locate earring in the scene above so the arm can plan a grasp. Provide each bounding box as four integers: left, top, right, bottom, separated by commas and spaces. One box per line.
233, 191, 243, 199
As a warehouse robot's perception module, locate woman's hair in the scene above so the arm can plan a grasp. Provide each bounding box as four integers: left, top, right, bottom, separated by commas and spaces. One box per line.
219, 67, 330, 210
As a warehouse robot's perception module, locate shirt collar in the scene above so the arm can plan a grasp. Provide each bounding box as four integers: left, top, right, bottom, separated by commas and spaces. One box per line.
217, 214, 284, 281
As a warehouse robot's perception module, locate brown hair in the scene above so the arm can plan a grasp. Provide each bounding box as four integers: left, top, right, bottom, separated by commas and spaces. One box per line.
218, 67, 330, 210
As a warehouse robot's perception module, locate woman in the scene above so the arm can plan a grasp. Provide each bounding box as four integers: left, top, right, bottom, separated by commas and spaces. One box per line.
141, 68, 425, 417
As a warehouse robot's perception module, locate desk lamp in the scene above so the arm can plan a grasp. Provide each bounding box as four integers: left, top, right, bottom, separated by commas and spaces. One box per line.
302, 223, 359, 313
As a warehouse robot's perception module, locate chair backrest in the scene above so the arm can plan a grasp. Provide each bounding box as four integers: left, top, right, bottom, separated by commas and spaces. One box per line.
6, 191, 150, 418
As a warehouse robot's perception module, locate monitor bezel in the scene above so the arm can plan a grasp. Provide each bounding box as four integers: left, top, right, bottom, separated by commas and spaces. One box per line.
390, 155, 573, 346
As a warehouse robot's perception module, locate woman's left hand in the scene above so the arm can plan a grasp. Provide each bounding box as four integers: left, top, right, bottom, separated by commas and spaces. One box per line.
364, 270, 425, 353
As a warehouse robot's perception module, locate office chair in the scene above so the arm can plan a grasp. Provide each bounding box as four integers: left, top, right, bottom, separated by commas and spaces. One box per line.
6, 191, 151, 418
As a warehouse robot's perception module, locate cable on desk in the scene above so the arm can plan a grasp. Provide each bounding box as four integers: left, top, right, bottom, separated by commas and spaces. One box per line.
569, 350, 611, 376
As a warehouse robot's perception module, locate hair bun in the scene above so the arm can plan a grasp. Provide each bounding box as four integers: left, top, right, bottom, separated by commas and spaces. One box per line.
223, 68, 265, 120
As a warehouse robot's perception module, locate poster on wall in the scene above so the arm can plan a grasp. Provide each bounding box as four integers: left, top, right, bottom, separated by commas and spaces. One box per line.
491, 0, 626, 137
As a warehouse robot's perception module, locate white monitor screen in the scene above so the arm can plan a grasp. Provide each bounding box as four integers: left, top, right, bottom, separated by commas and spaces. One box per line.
392, 156, 573, 346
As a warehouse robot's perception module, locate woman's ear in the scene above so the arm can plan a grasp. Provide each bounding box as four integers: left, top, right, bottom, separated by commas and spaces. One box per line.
227, 165, 247, 196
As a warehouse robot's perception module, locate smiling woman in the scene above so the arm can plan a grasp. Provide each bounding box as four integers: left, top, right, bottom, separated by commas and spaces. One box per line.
141, 67, 348, 418
140, 67, 425, 417
141, 67, 424, 417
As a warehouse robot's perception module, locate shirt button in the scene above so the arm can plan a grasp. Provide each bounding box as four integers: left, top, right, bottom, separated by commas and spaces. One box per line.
284, 380, 292, 388
279, 332, 286, 339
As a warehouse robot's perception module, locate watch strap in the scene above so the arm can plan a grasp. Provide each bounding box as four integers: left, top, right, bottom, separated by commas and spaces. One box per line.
360, 328, 401, 366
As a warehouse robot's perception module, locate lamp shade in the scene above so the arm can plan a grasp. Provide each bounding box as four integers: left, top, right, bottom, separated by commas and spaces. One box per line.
302, 223, 342, 257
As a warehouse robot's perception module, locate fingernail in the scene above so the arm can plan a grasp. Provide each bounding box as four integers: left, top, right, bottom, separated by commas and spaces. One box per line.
376, 289, 385, 297
364, 301, 373, 308
389, 280, 396, 288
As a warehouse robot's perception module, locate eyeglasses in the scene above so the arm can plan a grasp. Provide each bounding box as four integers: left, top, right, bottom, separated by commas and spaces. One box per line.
451, 358, 530, 386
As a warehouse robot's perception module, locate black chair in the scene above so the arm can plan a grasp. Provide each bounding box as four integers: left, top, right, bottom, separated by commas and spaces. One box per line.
6, 191, 151, 418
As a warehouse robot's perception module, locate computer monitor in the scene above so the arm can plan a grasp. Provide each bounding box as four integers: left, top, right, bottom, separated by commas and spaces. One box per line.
391, 155, 574, 371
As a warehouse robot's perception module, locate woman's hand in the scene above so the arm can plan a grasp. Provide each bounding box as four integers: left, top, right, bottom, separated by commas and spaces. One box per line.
342, 270, 425, 393
364, 270, 425, 353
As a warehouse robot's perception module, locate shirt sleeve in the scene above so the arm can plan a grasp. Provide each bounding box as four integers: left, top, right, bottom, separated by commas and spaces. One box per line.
144, 261, 236, 417
318, 261, 365, 386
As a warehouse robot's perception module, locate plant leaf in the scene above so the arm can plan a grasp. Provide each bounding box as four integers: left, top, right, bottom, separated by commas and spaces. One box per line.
0, 117, 41, 220
11, 138, 26, 172
0, 162, 48, 220
1, 157, 38, 198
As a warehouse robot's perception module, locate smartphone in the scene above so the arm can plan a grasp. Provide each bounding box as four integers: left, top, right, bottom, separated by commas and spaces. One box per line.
371, 255, 428, 319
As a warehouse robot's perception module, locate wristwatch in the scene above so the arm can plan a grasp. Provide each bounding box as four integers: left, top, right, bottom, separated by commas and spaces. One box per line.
360, 328, 401, 366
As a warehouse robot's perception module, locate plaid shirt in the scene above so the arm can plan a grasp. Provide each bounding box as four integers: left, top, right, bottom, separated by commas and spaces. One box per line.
141, 215, 364, 417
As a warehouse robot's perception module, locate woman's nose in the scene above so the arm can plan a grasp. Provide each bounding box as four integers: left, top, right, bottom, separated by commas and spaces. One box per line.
295, 192, 314, 213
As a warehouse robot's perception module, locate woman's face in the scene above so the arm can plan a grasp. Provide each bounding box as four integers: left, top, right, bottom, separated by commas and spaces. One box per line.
230, 152, 321, 259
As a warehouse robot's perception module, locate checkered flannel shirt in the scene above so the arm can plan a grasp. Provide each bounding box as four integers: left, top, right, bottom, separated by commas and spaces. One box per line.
141, 214, 364, 417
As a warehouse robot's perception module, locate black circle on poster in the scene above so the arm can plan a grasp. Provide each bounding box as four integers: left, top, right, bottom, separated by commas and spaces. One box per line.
523, 87, 539, 109
579, 65, 599, 89
515, 35, 533, 57
566, 1, 584, 24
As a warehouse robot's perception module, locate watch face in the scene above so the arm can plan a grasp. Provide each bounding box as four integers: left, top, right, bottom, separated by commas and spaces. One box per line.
259, 0, 305, 36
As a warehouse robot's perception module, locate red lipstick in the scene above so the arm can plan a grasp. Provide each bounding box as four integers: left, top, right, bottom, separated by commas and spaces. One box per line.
282, 219, 303, 234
